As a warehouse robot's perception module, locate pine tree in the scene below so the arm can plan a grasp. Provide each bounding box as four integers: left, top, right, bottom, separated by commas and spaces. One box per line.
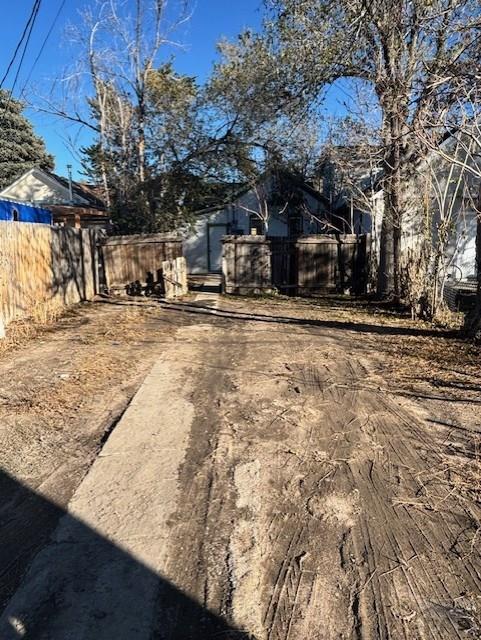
0, 90, 54, 189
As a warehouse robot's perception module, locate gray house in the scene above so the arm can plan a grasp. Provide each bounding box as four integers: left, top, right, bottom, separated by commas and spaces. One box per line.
183, 171, 331, 274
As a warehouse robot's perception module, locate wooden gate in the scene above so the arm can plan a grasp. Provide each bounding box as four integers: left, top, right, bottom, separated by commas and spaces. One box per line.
297, 235, 369, 294
100, 233, 183, 292
270, 238, 297, 295
223, 234, 370, 296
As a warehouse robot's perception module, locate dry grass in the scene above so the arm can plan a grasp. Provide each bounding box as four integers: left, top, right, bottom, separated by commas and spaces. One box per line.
228, 293, 481, 398
405, 436, 481, 555
0, 303, 155, 426
0, 295, 65, 356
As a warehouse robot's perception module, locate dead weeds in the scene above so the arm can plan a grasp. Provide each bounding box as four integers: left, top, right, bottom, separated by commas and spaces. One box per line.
226, 292, 481, 400
0, 303, 159, 424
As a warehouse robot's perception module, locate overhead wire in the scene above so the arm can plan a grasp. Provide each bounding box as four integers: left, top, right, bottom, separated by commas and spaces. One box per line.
0, 0, 41, 89
0, 0, 42, 122
7, 0, 42, 99
19, 0, 67, 101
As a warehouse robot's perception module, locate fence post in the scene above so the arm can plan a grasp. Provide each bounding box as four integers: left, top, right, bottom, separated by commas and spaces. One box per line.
175, 257, 188, 295
162, 260, 175, 299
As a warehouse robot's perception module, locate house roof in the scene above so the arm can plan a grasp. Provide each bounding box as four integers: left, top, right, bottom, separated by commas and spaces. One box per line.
0, 167, 106, 210
283, 171, 331, 207
231, 169, 330, 207
49, 172, 106, 209
194, 169, 330, 217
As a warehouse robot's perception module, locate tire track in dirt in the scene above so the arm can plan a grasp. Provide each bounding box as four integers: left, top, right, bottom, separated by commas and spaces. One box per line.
161, 307, 481, 639
34, 299, 458, 638
4, 298, 479, 638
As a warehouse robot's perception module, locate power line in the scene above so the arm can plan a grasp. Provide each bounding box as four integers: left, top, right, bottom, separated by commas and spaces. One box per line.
8, 0, 42, 99
0, 0, 41, 89
19, 0, 67, 101
0, 0, 42, 123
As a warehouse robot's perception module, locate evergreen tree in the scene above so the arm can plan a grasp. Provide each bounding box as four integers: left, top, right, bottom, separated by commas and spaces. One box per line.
0, 90, 54, 189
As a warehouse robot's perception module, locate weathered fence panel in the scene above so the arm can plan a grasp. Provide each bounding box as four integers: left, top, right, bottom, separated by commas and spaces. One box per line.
297, 235, 369, 294
100, 233, 183, 291
0, 221, 99, 330
222, 236, 272, 295
162, 257, 188, 299
222, 234, 370, 296
270, 238, 298, 295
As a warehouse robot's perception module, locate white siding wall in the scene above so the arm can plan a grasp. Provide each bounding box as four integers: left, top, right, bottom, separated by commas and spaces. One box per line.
450, 209, 477, 279
182, 205, 291, 274
183, 209, 230, 274
183, 182, 328, 274
0, 171, 87, 206
1, 173, 57, 204
367, 180, 477, 281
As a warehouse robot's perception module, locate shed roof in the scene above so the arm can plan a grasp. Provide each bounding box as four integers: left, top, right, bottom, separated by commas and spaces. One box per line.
193, 169, 330, 217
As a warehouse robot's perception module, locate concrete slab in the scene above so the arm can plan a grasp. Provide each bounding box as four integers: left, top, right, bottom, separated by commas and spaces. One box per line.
0, 319, 208, 640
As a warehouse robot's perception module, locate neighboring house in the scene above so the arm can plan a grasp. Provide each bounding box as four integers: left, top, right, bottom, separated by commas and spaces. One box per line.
0, 168, 110, 230
321, 136, 480, 282
0, 198, 52, 224
317, 147, 381, 236
183, 170, 331, 274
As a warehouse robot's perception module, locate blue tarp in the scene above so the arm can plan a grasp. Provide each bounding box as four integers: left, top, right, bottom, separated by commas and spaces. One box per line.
0, 199, 52, 225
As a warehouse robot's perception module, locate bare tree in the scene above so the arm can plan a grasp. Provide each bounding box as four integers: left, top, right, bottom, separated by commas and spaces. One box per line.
417, 89, 481, 332
213, 1, 481, 301
37, 0, 191, 203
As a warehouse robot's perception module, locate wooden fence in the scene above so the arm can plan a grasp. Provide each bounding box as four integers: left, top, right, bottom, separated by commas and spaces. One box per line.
100, 233, 183, 292
296, 235, 369, 295
222, 234, 370, 296
222, 236, 272, 295
0, 221, 99, 330
162, 257, 188, 299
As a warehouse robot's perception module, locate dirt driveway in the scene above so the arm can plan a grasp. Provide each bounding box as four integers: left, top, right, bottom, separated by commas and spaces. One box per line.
1, 293, 480, 639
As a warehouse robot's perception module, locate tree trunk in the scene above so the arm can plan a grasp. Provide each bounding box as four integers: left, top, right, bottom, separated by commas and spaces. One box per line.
377, 208, 395, 295
138, 97, 146, 184
377, 110, 404, 299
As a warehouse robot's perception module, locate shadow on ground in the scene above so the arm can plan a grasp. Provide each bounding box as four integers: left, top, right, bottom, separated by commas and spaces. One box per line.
0, 469, 252, 640
99, 296, 456, 339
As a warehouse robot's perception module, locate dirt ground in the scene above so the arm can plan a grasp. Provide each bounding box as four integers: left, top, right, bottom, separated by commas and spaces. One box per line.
0, 298, 189, 610
1, 291, 481, 638
152, 295, 481, 639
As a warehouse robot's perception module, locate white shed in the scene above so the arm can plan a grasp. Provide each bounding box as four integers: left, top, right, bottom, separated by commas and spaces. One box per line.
183, 172, 330, 274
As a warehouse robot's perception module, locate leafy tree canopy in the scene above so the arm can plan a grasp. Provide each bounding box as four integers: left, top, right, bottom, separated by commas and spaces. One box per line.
211, 0, 481, 296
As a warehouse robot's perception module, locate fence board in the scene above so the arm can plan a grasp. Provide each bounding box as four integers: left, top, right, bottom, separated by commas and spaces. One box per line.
223, 234, 370, 296
0, 221, 98, 330
100, 233, 182, 290
222, 236, 272, 295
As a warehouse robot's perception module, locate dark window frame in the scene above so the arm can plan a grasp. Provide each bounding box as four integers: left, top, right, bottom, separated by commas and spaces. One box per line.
249, 214, 264, 235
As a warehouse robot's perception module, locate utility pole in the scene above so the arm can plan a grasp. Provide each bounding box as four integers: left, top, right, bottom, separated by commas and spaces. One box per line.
67, 164, 74, 205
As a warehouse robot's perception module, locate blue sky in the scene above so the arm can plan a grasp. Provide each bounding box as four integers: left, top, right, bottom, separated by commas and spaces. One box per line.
1, 1, 352, 180
0, 1, 263, 178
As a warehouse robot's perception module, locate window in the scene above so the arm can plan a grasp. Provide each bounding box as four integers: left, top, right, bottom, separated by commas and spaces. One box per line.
288, 213, 303, 237
249, 214, 264, 235
12, 208, 19, 222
